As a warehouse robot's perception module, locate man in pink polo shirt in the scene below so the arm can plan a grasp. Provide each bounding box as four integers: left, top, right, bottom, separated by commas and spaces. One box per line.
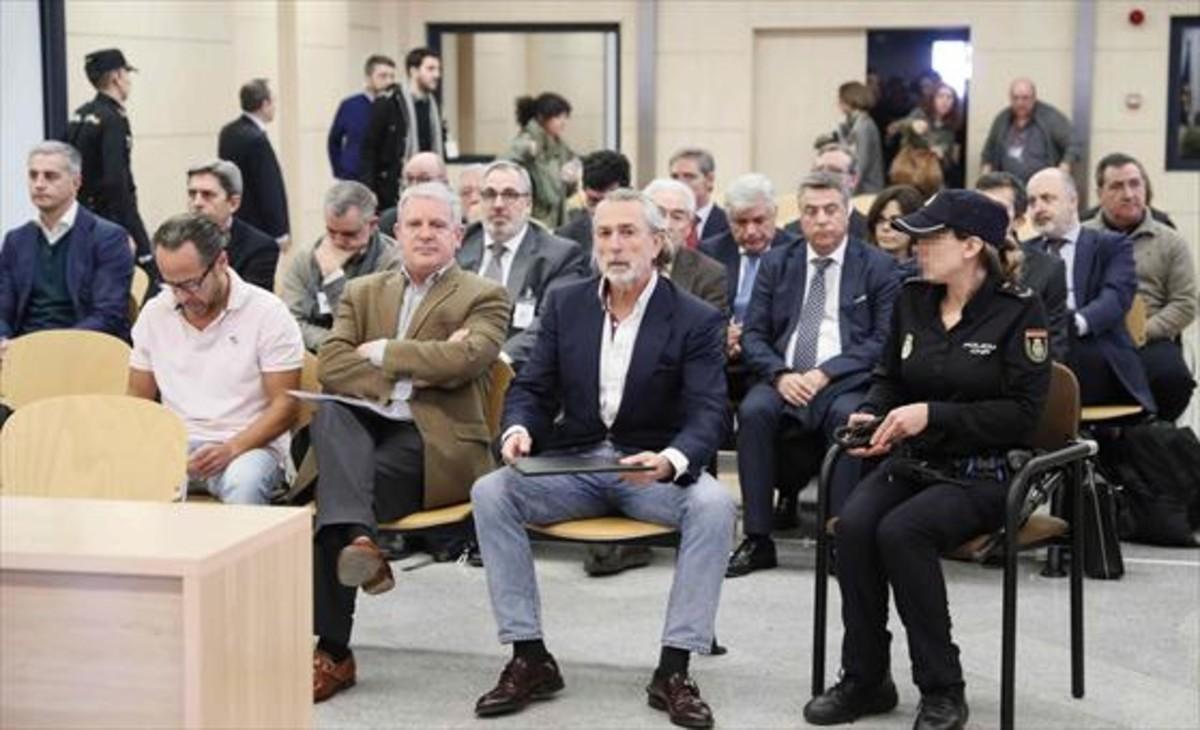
128, 213, 303, 504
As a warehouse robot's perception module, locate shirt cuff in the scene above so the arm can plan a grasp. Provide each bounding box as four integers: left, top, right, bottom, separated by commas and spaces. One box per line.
321, 268, 346, 286
501, 425, 530, 448
660, 447, 690, 483
1074, 313, 1089, 337
360, 339, 387, 367
391, 377, 412, 403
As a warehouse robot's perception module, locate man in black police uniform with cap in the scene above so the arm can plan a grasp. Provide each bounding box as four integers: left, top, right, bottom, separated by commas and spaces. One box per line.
804, 189, 1049, 730
67, 48, 154, 282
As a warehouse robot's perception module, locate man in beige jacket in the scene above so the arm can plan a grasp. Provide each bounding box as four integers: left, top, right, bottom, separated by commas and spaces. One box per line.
310, 182, 510, 703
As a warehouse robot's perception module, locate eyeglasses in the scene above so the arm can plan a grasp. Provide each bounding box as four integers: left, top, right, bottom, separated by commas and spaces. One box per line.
162, 257, 217, 293
404, 173, 441, 186
480, 188, 528, 204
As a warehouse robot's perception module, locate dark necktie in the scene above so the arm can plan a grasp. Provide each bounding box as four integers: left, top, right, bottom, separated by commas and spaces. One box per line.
790, 257, 834, 371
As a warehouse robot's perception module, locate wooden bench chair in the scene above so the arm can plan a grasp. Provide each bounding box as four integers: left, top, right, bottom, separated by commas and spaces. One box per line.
0, 329, 131, 410
1, 394, 187, 501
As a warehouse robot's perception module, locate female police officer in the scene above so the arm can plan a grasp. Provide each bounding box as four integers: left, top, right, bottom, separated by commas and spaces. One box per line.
802, 189, 1050, 730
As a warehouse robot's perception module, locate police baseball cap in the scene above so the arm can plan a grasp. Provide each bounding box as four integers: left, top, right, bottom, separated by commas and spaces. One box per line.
892, 188, 1009, 248
85, 49, 136, 82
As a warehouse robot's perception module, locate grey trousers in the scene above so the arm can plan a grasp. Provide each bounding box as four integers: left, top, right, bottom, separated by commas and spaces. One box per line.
471, 442, 736, 654
312, 401, 424, 647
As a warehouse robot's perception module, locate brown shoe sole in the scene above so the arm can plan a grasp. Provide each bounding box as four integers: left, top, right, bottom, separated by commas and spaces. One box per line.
314, 675, 356, 703
337, 547, 395, 595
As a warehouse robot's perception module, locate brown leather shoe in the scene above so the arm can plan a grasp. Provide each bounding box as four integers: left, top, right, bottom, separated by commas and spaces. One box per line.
313, 649, 355, 703
646, 671, 714, 729
474, 654, 565, 717
337, 536, 395, 595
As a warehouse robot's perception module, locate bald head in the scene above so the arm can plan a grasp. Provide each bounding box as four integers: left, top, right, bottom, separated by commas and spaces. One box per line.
1026, 167, 1078, 238
402, 152, 448, 187
1009, 78, 1037, 122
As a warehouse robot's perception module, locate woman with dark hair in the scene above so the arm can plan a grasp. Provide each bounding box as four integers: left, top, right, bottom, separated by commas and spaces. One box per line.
865, 185, 925, 266
834, 81, 885, 194
508, 92, 579, 227
804, 190, 1049, 730
907, 83, 965, 186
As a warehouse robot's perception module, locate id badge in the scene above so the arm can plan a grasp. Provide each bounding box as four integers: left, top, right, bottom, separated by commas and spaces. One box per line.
513, 299, 536, 329
1006, 144, 1024, 161
317, 291, 332, 315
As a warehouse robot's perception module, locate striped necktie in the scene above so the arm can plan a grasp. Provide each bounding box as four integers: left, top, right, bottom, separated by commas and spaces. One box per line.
790, 257, 834, 371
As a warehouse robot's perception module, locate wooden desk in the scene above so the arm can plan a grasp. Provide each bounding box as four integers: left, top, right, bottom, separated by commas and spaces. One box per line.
0, 497, 312, 728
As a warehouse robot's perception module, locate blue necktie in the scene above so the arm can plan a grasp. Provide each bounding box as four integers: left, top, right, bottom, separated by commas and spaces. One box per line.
733, 253, 760, 322
790, 257, 834, 371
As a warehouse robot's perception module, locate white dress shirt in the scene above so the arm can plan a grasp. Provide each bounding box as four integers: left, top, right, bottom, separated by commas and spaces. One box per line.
36, 201, 79, 246
479, 224, 528, 287
785, 238, 847, 370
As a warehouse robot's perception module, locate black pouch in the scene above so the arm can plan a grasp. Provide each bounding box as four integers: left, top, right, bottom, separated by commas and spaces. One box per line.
1081, 464, 1125, 580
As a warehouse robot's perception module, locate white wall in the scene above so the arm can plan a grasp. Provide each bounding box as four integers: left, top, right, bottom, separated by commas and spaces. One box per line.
1, 0, 45, 232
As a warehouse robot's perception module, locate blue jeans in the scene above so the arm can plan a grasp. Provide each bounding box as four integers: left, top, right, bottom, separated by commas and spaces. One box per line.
471, 442, 736, 654
187, 441, 283, 505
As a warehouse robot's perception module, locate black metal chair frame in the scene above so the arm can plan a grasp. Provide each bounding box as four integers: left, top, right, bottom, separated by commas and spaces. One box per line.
811, 433, 1096, 730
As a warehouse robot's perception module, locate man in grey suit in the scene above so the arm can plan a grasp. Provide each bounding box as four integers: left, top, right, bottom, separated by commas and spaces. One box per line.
975, 171, 1069, 361
457, 160, 586, 368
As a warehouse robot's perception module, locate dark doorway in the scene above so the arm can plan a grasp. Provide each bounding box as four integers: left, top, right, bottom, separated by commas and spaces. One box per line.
867, 28, 971, 189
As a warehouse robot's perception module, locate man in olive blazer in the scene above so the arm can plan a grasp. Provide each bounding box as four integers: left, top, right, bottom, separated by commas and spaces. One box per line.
310, 182, 510, 704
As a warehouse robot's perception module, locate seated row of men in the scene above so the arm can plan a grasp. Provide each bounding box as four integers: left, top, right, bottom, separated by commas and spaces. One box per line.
1, 140, 1194, 527
1, 135, 1195, 727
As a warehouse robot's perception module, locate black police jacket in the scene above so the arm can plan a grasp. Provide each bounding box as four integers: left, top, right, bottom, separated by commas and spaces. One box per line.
861, 275, 1051, 458
66, 93, 151, 260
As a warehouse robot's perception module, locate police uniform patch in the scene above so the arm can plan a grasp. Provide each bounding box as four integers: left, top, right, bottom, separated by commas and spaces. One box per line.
1025, 328, 1048, 363
901, 332, 914, 360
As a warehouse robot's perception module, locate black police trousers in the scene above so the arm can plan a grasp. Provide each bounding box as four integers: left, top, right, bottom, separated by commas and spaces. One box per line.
835, 459, 1007, 693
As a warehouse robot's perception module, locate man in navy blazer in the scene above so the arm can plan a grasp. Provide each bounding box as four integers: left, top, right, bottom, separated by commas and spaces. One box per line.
729, 171, 899, 577
0, 142, 133, 347
471, 189, 734, 729
218, 79, 290, 246
1025, 168, 1154, 411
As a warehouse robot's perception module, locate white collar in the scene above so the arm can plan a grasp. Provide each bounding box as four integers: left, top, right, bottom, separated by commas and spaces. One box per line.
598, 270, 659, 315
243, 112, 268, 132
807, 236, 848, 267
1062, 223, 1081, 246
36, 201, 79, 245
401, 261, 453, 289
483, 223, 528, 255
